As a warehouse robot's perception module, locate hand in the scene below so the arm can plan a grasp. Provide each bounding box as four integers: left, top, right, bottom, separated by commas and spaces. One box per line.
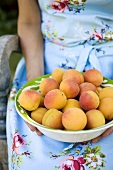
25, 121, 43, 136
25, 69, 44, 136
92, 126, 113, 143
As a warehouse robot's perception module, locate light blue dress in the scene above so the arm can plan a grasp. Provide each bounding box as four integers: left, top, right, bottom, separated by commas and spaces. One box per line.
7, 0, 113, 169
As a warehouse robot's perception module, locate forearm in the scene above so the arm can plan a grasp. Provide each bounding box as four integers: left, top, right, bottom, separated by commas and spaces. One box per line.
18, 22, 44, 81
17, 0, 44, 81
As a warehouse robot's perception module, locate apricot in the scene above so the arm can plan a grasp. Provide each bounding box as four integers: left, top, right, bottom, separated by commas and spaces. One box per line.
18, 89, 40, 111
39, 93, 45, 107
84, 69, 103, 86
59, 79, 80, 99
62, 99, 81, 112
79, 82, 96, 95
86, 109, 105, 129
62, 69, 84, 85
31, 107, 48, 124
52, 68, 65, 84
98, 97, 113, 120
96, 86, 103, 95
44, 89, 67, 109
79, 91, 99, 111
99, 87, 113, 100
39, 78, 59, 95
42, 109, 63, 129
62, 108, 87, 131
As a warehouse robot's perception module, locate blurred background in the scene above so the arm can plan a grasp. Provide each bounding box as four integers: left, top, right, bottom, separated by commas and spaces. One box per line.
0, 0, 22, 84
0, 0, 17, 36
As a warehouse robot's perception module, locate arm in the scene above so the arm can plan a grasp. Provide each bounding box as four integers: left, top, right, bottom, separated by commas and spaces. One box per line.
17, 0, 44, 81
17, 0, 44, 135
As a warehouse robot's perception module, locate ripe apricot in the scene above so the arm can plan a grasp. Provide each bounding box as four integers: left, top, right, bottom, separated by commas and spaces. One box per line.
39, 78, 59, 95
44, 89, 67, 109
79, 82, 96, 95
18, 89, 40, 111
96, 86, 103, 95
42, 109, 63, 129
84, 69, 103, 86
99, 97, 113, 120
62, 69, 84, 85
79, 91, 99, 111
99, 87, 113, 100
86, 109, 105, 129
62, 108, 87, 131
31, 107, 48, 124
62, 99, 81, 112
52, 68, 65, 84
38, 93, 45, 107
59, 79, 80, 99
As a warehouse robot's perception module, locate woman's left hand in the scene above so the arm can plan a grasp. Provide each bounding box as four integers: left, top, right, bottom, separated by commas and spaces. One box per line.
92, 126, 113, 143
25, 121, 43, 136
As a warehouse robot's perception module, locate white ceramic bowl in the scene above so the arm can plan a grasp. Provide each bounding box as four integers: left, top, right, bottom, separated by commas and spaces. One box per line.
15, 74, 113, 143
32, 120, 113, 142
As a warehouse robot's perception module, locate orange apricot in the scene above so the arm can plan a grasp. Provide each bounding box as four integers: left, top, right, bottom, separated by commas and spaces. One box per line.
39, 78, 59, 95
79, 91, 99, 111
18, 89, 40, 111
44, 89, 67, 109
59, 79, 80, 99
62, 69, 84, 85
84, 69, 103, 87
62, 108, 87, 131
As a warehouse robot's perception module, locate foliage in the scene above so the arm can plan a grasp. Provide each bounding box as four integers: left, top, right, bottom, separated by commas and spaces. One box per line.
0, 8, 17, 36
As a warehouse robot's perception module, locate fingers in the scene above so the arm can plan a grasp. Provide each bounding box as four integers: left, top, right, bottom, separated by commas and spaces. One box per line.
25, 121, 36, 131
101, 127, 113, 137
35, 129, 43, 136
91, 135, 102, 143
92, 127, 113, 143
25, 121, 43, 136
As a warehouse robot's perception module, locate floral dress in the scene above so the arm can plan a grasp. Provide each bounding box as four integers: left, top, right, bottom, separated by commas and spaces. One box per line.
7, 0, 113, 169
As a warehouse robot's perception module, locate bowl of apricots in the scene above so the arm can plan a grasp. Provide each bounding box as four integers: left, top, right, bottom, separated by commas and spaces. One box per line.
15, 68, 113, 142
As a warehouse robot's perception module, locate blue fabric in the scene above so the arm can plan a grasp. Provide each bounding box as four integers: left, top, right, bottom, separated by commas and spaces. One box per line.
7, 1, 113, 169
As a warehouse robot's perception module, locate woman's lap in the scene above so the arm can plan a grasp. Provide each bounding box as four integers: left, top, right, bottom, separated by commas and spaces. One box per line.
6, 46, 113, 169
7, 94, 113, 170
6, 98, 113, 170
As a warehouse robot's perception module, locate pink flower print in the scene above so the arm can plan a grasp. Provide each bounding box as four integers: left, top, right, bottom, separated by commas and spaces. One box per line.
77, 157, 86, 165
61, 156, 86, 170
92, 32, 103, 40
51, 0, 68, 12
62, 159, 80, 170
12, 132, 25, 152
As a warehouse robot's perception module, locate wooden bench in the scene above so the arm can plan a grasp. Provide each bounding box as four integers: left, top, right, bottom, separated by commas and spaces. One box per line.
0, 35, 20, 139
0, 35, 20, 170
